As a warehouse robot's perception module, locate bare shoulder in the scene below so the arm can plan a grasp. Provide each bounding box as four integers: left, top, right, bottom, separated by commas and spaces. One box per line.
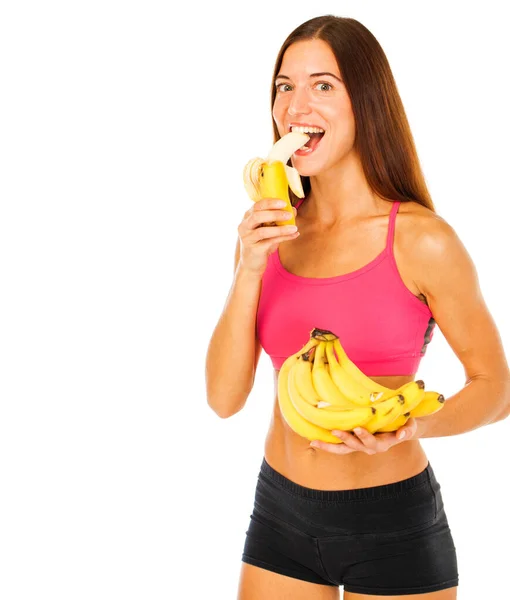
396, 200, 461, 257
394, 200, 474, 299
397, 200, 449, 230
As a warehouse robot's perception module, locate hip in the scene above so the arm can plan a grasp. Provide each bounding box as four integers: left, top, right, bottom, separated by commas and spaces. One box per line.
243, 457, 458, 591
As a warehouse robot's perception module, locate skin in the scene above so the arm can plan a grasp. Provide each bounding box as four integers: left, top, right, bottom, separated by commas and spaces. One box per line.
237, 38, 509, 599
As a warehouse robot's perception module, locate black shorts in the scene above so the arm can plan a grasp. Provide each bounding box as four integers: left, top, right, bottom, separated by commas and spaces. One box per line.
242, 458, 459, 596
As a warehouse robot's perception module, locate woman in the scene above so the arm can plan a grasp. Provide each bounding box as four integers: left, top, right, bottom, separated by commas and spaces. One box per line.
205, 15, 510, 599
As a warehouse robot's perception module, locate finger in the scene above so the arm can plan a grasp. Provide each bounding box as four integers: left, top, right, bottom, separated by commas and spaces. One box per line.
238, 200, 292, 236
251, 209, 294, 226
249, 224, 299, 243
396, 428, 407, 441
370, 431, 401, 448
396, 418, 417, 441
351, 427, 380, 453
293, 206, 297, 216
331, 430, 377, 455
240, 213, 294, 238
407, 417, 418, 433
263, 234, 300, 255
255, 198, 288, 211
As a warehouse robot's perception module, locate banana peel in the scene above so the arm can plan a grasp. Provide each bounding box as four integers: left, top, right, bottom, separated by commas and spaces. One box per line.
243, 132, 309, 226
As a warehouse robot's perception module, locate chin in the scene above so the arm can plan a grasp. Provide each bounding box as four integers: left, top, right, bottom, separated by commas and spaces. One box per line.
292, 159, 325, 178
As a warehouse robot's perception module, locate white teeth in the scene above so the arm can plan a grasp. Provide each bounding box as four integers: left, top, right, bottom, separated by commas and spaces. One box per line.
291, 126, 325, 134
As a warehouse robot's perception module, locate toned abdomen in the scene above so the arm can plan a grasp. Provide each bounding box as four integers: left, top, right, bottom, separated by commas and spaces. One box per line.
264, 370, 429, 490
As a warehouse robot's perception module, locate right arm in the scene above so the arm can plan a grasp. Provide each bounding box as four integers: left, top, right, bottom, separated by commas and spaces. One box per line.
205, 199, 300, 418
205, 239, 264, 418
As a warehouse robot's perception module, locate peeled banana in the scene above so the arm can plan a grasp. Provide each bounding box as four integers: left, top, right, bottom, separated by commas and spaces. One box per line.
277, 328, 445, 444
243, 131, 310, 226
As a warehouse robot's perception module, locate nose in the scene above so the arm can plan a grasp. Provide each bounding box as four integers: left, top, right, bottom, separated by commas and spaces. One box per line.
287, 87, 311, 117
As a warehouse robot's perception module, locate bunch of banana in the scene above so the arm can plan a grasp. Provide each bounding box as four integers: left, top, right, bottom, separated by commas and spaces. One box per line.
243, 131, 310, 226
278, 328, 445, 444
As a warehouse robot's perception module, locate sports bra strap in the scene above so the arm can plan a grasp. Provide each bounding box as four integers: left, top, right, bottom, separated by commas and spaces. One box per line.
386, 201, 401, 254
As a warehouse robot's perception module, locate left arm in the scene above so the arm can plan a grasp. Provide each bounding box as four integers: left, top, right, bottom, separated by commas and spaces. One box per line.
411, 217, 510, 438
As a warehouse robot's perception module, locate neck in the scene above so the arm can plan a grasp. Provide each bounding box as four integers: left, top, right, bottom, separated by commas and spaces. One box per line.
305, 151, 388, 225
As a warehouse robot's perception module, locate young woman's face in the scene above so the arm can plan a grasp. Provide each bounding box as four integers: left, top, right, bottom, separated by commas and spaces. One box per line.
272, 39, 356, 177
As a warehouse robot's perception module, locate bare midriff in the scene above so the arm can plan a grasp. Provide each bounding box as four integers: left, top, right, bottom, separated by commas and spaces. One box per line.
264, 369, 429, 490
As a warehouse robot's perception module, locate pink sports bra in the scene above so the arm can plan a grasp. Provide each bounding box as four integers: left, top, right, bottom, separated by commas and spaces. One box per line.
256, 199, 435, 376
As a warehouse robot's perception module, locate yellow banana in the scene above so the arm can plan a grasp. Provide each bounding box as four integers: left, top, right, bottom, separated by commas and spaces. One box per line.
362, 394, 406, 434
289, 371, 376, 431
311, 329, 397, 403
409, 391, 445, 418
277, 327, 444, 442
398, 380, 426, 413
243, 131, 309, 226
259, 162, 298, 226
377, 412, 411, 432
332, 337, 398, 400
324, 340, 383, 406
291, 348, 321, 406
312, 342, 359, 409
368, 380, 424, 434
278, 339, 340, 443
324, 335, 430, 413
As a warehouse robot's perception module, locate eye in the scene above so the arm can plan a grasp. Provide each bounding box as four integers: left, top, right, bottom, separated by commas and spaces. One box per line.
276, 83, 292, 93
315, 82, 333, 92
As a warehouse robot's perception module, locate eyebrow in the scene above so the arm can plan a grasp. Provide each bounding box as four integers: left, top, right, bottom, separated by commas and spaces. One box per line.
275, 72, 343, 83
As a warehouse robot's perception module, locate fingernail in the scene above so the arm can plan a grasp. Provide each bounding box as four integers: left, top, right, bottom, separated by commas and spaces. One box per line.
310, 441, 319, 447
397, 431, 406, 440
354, 428, 363, 435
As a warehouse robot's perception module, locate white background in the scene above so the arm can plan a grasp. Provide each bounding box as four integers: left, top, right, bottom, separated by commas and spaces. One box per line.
1, 1, 508, 599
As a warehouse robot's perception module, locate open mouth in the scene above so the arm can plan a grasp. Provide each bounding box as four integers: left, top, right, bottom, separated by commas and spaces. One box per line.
289, 126, 325, 156
295, 131, 325, 155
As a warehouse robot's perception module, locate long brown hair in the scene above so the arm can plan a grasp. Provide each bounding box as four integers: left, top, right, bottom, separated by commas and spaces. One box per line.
271, 15, 435, 212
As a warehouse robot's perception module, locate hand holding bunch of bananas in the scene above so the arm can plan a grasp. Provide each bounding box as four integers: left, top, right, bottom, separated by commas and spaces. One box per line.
278, 328, 445, 448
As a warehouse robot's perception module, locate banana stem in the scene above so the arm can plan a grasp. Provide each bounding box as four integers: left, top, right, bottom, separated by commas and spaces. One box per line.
301, 347, 316, 362
311, 328, 338, 342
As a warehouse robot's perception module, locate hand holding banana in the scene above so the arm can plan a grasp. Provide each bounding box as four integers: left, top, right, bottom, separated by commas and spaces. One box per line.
309, 417, 419, 456
278, 328, 445, 455
243, 131, 310, 224
238, 132, 310, 276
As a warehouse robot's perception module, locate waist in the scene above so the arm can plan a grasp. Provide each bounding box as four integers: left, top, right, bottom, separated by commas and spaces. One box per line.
259, 456, 435, 501
265, 391, 428, 490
